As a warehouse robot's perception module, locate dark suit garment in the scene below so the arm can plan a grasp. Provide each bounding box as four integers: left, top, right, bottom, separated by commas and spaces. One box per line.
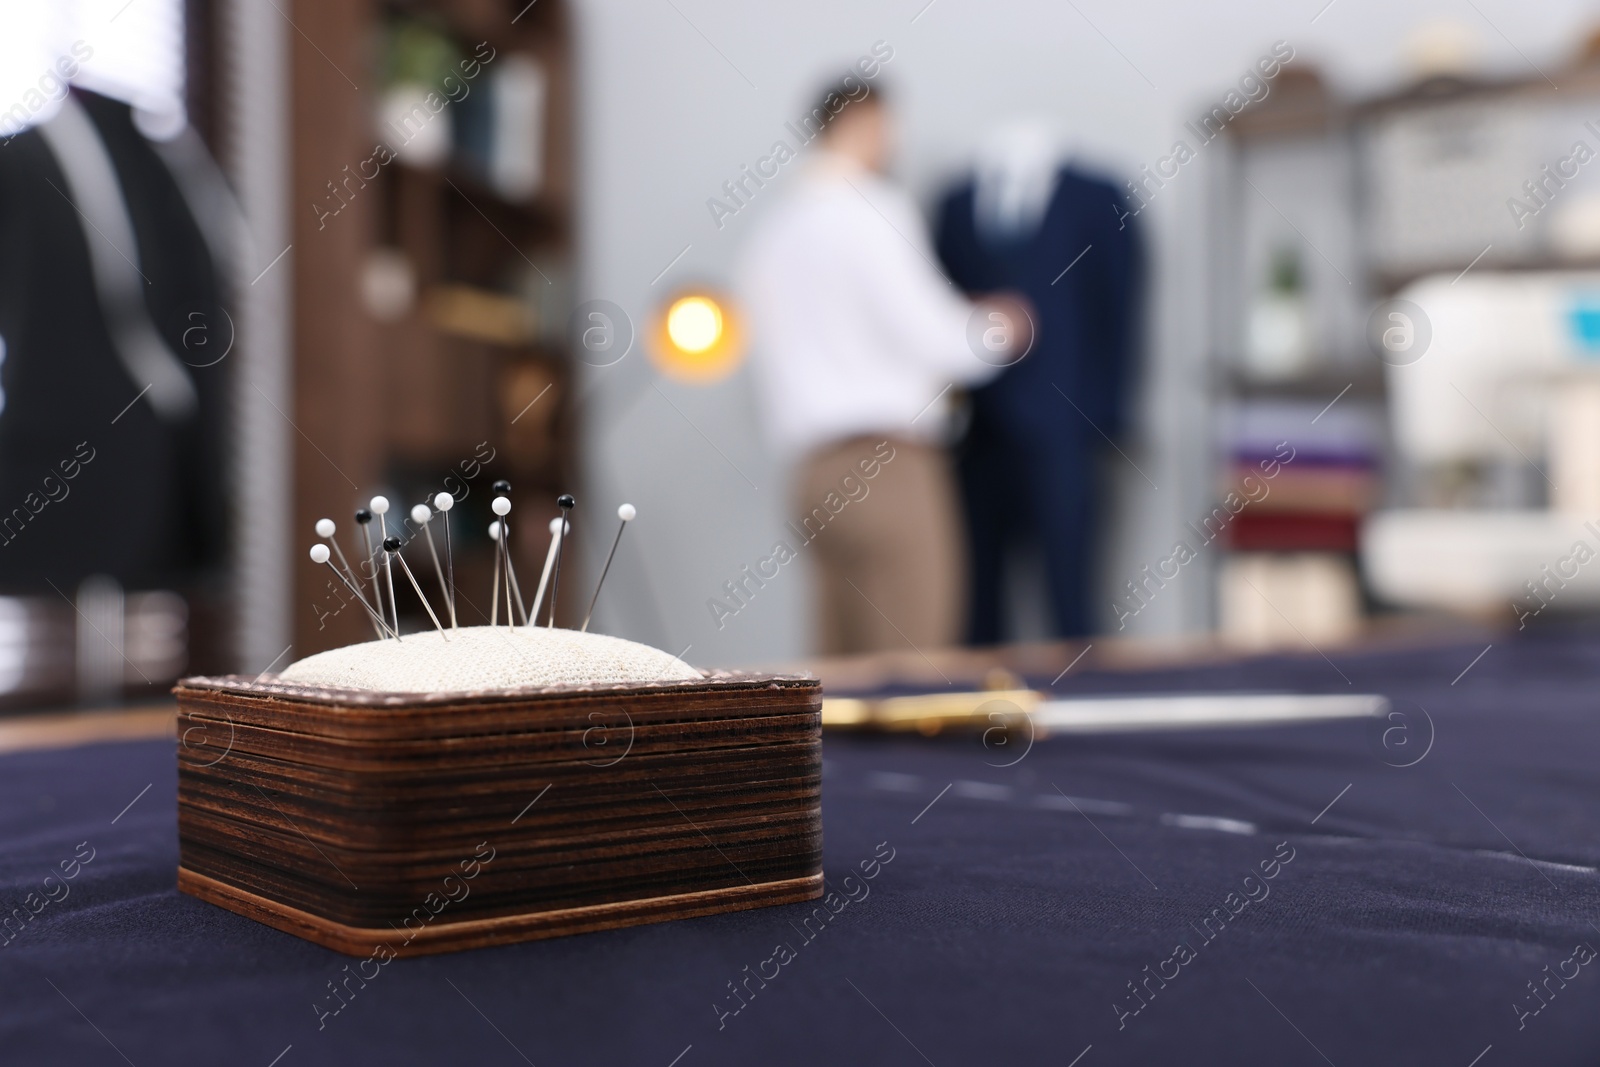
0, 90, 229, 593
936, 167, 1140, 641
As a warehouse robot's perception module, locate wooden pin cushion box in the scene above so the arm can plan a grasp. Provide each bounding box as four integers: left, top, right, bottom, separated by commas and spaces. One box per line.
173, 671, 822, 956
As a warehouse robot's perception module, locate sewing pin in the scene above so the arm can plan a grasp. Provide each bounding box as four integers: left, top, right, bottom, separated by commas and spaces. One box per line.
491, 481, 529, 625
316, 517, 384, 639
385, 537, 449, 640
490, 494, 528, 627
370, 496, 399, 634
354, 506, 375, 577
582, 503, 635, 633
310, 544, 397, 640
547, 493, 575, 627
529, 515, 566, 624
353, 506, 382, 633
432, 492, 458, 628
489, 520, 504, 626
410, 503, 452, 626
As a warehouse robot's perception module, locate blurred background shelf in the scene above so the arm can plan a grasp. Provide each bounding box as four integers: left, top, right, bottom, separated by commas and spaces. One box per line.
288, 0, 578, 652
1219, 365, 1387, 401
1207, 29, 1600, 651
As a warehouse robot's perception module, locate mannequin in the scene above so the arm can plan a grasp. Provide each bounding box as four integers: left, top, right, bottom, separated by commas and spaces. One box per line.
0, 90, 230, 593
936, 120, 1142, 640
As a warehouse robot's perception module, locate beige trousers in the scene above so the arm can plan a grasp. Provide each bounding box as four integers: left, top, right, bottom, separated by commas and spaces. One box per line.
794, 436, 965, 656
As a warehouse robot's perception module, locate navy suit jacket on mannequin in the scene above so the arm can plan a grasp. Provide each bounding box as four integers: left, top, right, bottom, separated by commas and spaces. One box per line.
935, 167, 1141, 641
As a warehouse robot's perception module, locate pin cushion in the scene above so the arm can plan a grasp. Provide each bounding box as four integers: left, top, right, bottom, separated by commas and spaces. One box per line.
175, 627, 823, 956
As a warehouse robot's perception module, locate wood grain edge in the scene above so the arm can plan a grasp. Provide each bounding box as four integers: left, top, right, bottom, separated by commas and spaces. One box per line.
173, 678, 822, 746
175, 671, 817, 709
178, 867, 824, 957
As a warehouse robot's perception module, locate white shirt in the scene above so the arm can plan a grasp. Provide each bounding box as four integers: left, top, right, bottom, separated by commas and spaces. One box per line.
740, 155, 995, 458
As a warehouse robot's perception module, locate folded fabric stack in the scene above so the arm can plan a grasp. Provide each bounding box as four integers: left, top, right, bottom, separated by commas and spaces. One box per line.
1217, 398, 1384, 647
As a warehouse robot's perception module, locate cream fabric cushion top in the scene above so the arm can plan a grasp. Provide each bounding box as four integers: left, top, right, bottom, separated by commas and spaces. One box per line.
277, 625, 700, 693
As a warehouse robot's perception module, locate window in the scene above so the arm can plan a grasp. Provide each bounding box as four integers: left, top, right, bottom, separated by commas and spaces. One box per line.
0, 0, 185, 139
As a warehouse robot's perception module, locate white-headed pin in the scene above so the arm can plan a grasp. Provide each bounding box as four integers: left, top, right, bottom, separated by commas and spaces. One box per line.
490, 480, 528, 625
529, 515, 568, 624
315, 517, 383, 639
310, 543, 397, 640
582, 503, 635, 632
488, 519, 505, 626
432, 491, 457, 628
492, 495, 513, 627
410, 503, 452, 627
370, 496, 398, 634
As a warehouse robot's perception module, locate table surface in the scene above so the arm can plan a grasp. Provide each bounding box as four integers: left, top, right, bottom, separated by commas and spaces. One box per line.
3, 628, 1598, 1066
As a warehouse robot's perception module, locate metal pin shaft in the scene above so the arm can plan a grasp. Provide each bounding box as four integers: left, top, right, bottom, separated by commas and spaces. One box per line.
321, 561, 399, 640
582, 517, 630, 633
393, 549, 449, 640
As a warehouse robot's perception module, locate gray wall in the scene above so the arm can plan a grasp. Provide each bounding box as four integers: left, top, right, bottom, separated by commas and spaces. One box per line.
570, 0, 1596, 666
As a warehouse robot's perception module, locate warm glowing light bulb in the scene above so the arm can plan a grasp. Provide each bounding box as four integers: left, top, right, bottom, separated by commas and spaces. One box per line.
665, 296, 723, 354
649, 288, 744, 383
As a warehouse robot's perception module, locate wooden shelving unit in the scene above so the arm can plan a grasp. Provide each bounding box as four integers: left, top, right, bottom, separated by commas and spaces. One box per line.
1204, 66, 1378, 647
287, 0, 576, 654
1205, 37, 1600, 643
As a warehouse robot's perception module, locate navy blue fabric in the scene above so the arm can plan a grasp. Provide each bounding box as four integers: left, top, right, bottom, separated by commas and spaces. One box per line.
3, 630, 1600, 1065
935, 169, 1141, 641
